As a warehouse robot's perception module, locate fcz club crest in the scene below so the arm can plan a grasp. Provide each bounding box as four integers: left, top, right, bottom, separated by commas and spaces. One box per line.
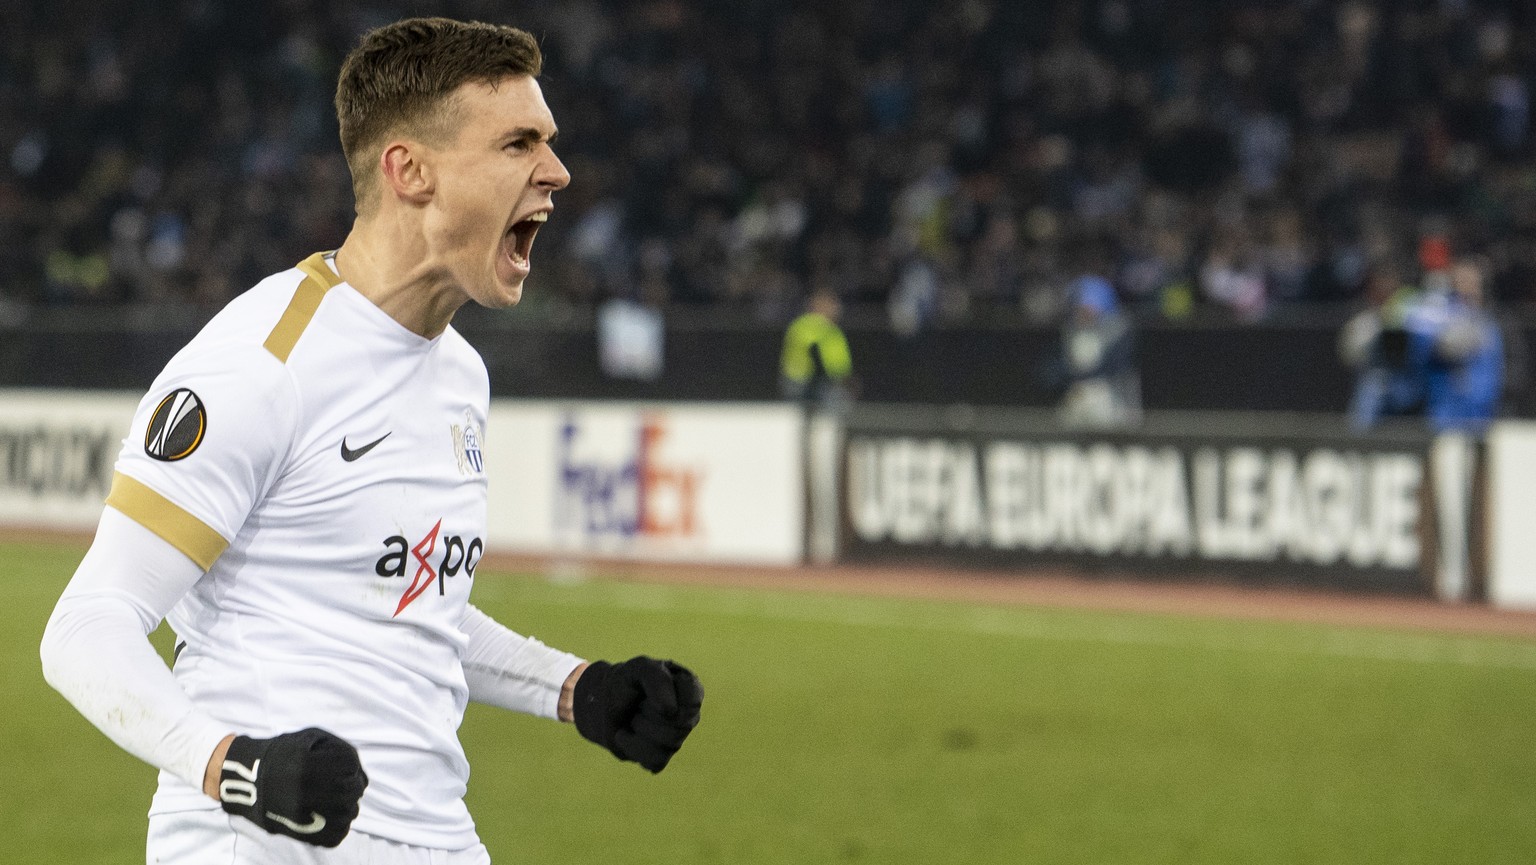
450, 410, 484, 475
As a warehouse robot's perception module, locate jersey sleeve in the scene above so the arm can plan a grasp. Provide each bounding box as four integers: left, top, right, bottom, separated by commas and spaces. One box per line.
108, 341, 300, 567
40, 507, 232, 791
460, 604, 584, 719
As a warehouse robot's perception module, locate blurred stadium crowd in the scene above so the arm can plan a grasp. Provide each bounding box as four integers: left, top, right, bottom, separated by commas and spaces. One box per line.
4, 0, 1535, 327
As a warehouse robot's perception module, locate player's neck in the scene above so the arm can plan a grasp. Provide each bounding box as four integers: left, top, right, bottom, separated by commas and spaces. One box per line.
332, 222, 467, 340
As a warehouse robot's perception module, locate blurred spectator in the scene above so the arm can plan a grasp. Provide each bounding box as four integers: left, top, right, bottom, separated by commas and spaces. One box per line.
1199, 228, 1268, 322
1055, 273, 1140, 428
598, 295, 666, 382
1338, 262, 1421, 431
4, 0, 1536, 322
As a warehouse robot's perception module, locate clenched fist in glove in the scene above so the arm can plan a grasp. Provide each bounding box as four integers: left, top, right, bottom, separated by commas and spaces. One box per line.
573, 657, 704, 773
217, 727, 369, 847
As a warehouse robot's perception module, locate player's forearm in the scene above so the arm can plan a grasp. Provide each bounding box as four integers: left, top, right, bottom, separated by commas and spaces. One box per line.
41, 591, 232, 793
40, 508, 234, 797
461, 604, 585, 718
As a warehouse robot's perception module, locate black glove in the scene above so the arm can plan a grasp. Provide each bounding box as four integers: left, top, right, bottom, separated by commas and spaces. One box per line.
573, 656, 704, 773
217, 727, 368, 848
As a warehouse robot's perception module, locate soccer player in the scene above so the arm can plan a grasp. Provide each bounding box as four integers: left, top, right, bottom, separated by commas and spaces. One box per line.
39, 18, 703, 864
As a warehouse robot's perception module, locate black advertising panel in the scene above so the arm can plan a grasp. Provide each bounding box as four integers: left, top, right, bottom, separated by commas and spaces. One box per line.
838, 407, 1438, 594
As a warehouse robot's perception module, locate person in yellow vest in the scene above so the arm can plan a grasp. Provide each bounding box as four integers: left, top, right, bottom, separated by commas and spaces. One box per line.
781, 289, 854, 410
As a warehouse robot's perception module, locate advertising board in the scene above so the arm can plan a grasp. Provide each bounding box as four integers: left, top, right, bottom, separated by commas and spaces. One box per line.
0, 389, 137, 530
484, 401, 804, 564
837, 408, 1439, 593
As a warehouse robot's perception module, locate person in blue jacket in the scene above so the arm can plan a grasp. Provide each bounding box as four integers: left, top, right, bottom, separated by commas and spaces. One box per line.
1422, 257, 1503, 433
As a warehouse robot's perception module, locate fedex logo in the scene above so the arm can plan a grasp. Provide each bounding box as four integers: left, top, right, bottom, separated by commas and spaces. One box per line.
556, 413, 702, 541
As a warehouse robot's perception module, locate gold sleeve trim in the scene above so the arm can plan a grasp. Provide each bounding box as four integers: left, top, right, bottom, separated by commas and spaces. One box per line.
105, 472, 228, 571
264, 252, 344, 362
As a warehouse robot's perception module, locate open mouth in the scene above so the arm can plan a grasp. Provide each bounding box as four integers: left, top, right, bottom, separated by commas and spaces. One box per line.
506, 212, 547, 267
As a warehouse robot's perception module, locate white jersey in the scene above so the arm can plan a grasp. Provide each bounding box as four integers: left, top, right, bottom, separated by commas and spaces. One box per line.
107, 253, 498, 848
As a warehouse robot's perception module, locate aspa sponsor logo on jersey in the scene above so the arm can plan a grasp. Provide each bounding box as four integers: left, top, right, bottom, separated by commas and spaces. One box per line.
846, 436, 1422, 570
144, 388, 207, 462
555, 412, 702, 542
375, 520, 483, 617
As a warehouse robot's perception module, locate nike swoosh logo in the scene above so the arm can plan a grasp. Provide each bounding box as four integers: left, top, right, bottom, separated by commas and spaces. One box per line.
266, 810, 327, 835
340, 432, 391, 462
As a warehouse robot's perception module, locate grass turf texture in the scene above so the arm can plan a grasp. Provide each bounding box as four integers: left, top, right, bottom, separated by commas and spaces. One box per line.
7, 539, 1536, 864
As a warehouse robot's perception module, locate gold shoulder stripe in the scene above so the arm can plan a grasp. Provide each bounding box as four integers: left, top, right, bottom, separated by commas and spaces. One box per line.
105, 472, 229, 571
264, 252, 344, 362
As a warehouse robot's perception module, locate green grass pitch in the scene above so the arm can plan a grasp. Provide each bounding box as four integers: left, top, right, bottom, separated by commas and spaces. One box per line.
7, 538, 1536, 864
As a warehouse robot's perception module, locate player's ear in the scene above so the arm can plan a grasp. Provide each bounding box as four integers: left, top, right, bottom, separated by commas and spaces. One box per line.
378, 141, 435, 205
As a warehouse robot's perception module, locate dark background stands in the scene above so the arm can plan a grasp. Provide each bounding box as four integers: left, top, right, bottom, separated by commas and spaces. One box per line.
4, 0, 1536, 416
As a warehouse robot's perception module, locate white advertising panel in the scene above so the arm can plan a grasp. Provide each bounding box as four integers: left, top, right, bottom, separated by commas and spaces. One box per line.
1487, 420, 1536, 608
485, 401, 804, 564
0, 389, 138, 530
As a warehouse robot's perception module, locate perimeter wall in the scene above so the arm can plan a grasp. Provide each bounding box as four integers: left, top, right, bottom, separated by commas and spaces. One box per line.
8, 388, 1536, 608
6, 311, 1536, 416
